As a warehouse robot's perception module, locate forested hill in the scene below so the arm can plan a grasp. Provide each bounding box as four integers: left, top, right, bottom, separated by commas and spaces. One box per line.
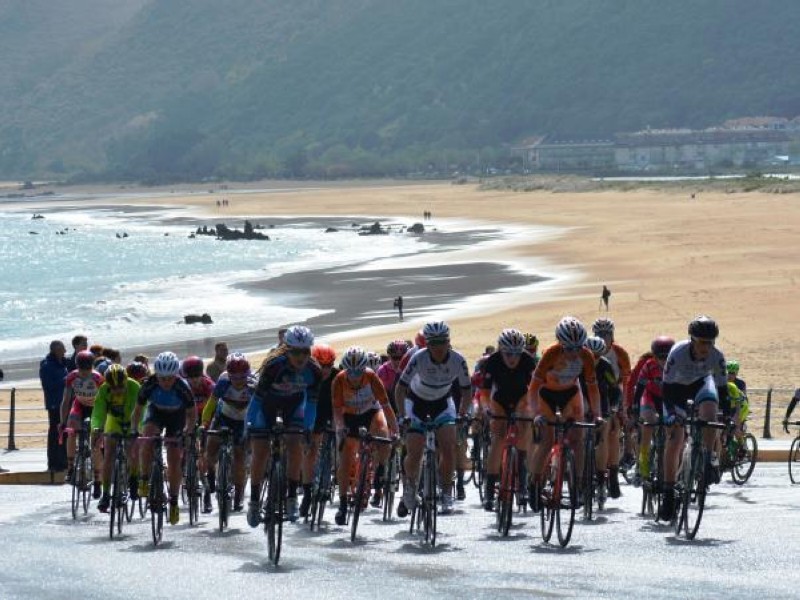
3, 0, 800, 180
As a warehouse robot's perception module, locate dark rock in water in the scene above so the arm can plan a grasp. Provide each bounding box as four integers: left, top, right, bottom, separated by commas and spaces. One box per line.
29, 231, 39, 235
184, 313, 213, 325
351, 222, 359, 227
31, 213, 45, 220
408, 223, 425, 234
269, 224, 275, 229
324, 227, 339, 233
123, 232, 129, 238
358, 221, 388, 236
188, 233, 196, 239
215, 221, 270, 241
164, 233, 169, 236
116, 233, 121, 239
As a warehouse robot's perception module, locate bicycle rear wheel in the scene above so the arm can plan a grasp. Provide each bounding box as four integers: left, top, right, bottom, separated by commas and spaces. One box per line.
81, 452, 92, 514
540, 451, 557, 543
583, 433, 595, 521
150, 468, 164, 546
382, 450, 398, 522
184, 449, 199, 525
731, 434, 757, 485
497, 446, 516, 536
641, 445, 656, 517
310, 442, 332, 531
110, 457, 124, 538
790, 437, 800, 484
70, 458, 82, 519
265, 459, 285, 565
217, 450, 230, 532
556, 449, 577, 547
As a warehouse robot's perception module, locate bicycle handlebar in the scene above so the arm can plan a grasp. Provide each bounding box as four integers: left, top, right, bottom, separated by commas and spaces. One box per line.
357, 426, 394, 445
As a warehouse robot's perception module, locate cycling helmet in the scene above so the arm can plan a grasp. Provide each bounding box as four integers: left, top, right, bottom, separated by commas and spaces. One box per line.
414, 330, 427, 348
592, 317, 615, 337
688, 315, 719, 340
367, 351, 382, 369
284, 325, 314, 349
341, 347, 369, 373
311, 344, 337, 367
422, 321, 450, 343
153, 351, 181, 377
126, 361, 149, 382
726, 360, 740, 375
76, 350, 95, 370
181, 355, 204, 378
226, 352, 250, 375
387, 340, 409, 358
105, 363, 127, 388
497, 328, 526, 355
523, 333, 539, 352
651, 336, 675, 360
585, 336, 607, 357
555, 316, 588, 349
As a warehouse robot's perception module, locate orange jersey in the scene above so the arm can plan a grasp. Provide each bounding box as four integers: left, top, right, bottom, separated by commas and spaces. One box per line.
529, 343, 600, 415
332, 369, 390, 416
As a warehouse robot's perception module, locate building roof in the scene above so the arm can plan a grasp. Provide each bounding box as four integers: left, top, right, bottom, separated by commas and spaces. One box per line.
615, 129, 790, 147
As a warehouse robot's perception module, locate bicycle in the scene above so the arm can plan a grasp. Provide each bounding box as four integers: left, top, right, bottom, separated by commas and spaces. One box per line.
349, 427, 393, 541
250, 420, 305, 566
308, 427, 337, 531
785, 421, 800, 483
105, 431, 134, 539
181, 426, 201, 526
538, 410, 594, 547
206, 427, 234, 532
382, 441, 402, 522
719, 420, 757, 485
140, 435, 179, 546
673, 401, 726, 540
581, 418, 603, 521
491, 413, 534, 536
468, 417, 490, 502
409, 417, 440, 547
639, 418, 666, 519
62, 418, 93, 520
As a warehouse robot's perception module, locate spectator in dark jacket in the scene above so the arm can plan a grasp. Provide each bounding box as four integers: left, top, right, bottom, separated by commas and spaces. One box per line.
40, 340, 69, 472
65, 335, 88, 373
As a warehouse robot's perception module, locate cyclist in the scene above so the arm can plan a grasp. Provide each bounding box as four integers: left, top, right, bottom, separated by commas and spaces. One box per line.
630, 336, 674, 487
126, 361, 150, 384
202, 353, 254, 513
246, 325, 322, 527
332, 347, 398, 525
398, 330, 426, 372
725, 361, 749, 443
132, 351, 196, 525
528, 317, 600, 512
300, 344, 338, 519
726, 359, 747, 395
376, 340, 409, 414
396, 321, 471, 516
480, 329, 537, 511
523, 333, 541, 368
60, 350, 105, 496
580, 336, 614, 497
181, 356, 215, 512
659, 315, 728, 522
592, 317, 631, 498
92, 364, 140, 512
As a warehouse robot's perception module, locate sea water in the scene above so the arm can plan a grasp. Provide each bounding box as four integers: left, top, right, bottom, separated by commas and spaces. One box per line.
0, 205, 428, 362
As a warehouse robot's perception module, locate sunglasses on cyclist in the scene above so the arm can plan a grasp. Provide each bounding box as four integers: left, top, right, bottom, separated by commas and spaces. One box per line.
346, 369, 365, 378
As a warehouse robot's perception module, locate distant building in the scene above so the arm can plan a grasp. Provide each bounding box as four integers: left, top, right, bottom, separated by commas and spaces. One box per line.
511, 135, 615, 172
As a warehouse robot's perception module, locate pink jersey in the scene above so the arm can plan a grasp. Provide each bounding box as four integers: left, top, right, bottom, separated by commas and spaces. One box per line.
188, 374, 215, 415
376, 361, 401, 395
638, 358, 665, 409
65, 370, 105, 407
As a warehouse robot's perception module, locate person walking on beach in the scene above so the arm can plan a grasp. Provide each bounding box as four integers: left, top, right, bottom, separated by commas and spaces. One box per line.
601, 285, 611, 311
394, 295, 404, 321
40, 340, 69, 474
206, 342, 228, 382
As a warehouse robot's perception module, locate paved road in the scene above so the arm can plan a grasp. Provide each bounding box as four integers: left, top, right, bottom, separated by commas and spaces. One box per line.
1, 465, 798, 599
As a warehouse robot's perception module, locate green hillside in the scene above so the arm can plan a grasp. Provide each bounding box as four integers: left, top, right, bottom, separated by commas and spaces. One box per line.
2, 0, 800, 180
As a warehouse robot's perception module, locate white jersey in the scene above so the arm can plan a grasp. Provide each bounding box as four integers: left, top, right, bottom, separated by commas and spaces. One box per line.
662, 339, 726, 387
399, 348, 471, 402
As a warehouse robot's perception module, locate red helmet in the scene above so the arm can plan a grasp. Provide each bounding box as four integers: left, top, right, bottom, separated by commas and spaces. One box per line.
126, 361, 149, 382
651, 336, 675, 360
311, 344, 337, 367
387, 340, 409, 358
181, 356, 204, 378
414, 330, 427, 349
76, 350, 95, 370
226, 352, 250, 376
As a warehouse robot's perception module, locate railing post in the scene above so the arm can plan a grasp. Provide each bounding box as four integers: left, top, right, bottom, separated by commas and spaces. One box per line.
762, 387, 772, 440
6, 387, 18, 451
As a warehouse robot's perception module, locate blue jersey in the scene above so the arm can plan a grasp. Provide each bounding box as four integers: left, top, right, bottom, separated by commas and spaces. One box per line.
137, 375, 195, 412
213, 373, 256, 421
251, 355, 322, 429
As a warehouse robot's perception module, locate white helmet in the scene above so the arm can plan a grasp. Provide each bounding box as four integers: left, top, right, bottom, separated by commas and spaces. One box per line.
341, 347, 369, 372
366, 351, 382, 369
154, 351, 181, 377
497, 328, 525, 354
592, 317, 615, 337
422, 321, 450, 343
284, 325, 314, 349
585, 336, 607, 356
555, 316, 588, 349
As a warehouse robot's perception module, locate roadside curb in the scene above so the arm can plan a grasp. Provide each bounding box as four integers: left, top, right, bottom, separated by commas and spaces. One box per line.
0, 470, 65, 485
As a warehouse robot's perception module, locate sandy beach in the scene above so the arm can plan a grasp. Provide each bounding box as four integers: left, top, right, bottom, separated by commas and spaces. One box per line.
3, 180, 800, 446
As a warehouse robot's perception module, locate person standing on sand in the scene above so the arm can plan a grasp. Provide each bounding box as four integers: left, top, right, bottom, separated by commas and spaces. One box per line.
39, 340, 69, 473
601, 285, 611, 311
65, 335, 88, 372
206, 341, 229, 382
394, 295, 404, 321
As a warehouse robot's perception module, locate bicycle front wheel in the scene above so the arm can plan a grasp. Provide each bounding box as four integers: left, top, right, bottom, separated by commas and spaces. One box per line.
351, 454, 370, 542
556, 449, 577, 547
681, 446, 707, 540
217, 451, 230, 532
731, 434, 757, 485
70, 459, 82, 520
382, 451, 398, 522
583, 434, 595, 521
81, 453, 92, 514
150, 469, 164, 546
265, 459, 285, 565
186, 452, 199, 526
540, 453, 557, 543
790, 437, 800, 484
423, 451, 438, 546
110, 458, 123, 539
497, 446, 516, 536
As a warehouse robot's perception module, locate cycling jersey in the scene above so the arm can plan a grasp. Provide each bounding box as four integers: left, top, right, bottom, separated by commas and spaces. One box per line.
65, 370, 105, 407
248, 354, 322, 430
376, 361, 401, 411
91, 379, 140, 432
530, 343, 600, 417
202, 372, 255, 423
332, 369, 389, 416
727, 382, 749, 421
481, 351, 537, 409
137, 375, 195, 412
625, 354, 652, 411
187, 374, 215, 419
579, 356, 615, 417
314, 368, 338, 432
635, 357, 665, 413
604, 343, 632, 384
399, 348, 470, 402
663, 340, 726, 387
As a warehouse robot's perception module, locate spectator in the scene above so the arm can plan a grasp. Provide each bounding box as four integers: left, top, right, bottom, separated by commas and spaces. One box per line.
601, 285, 611, 311
39, 340, 69, 473
206, 341, 229, 382
65, 335, 88, 372
133, 354, 149, 367
393, 295, 404, 321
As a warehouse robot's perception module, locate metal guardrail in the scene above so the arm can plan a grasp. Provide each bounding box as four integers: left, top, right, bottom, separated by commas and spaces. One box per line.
0, 386, 49, 451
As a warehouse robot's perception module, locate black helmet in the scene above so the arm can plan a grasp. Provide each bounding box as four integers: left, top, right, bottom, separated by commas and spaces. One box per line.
688, 315, 718, 340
